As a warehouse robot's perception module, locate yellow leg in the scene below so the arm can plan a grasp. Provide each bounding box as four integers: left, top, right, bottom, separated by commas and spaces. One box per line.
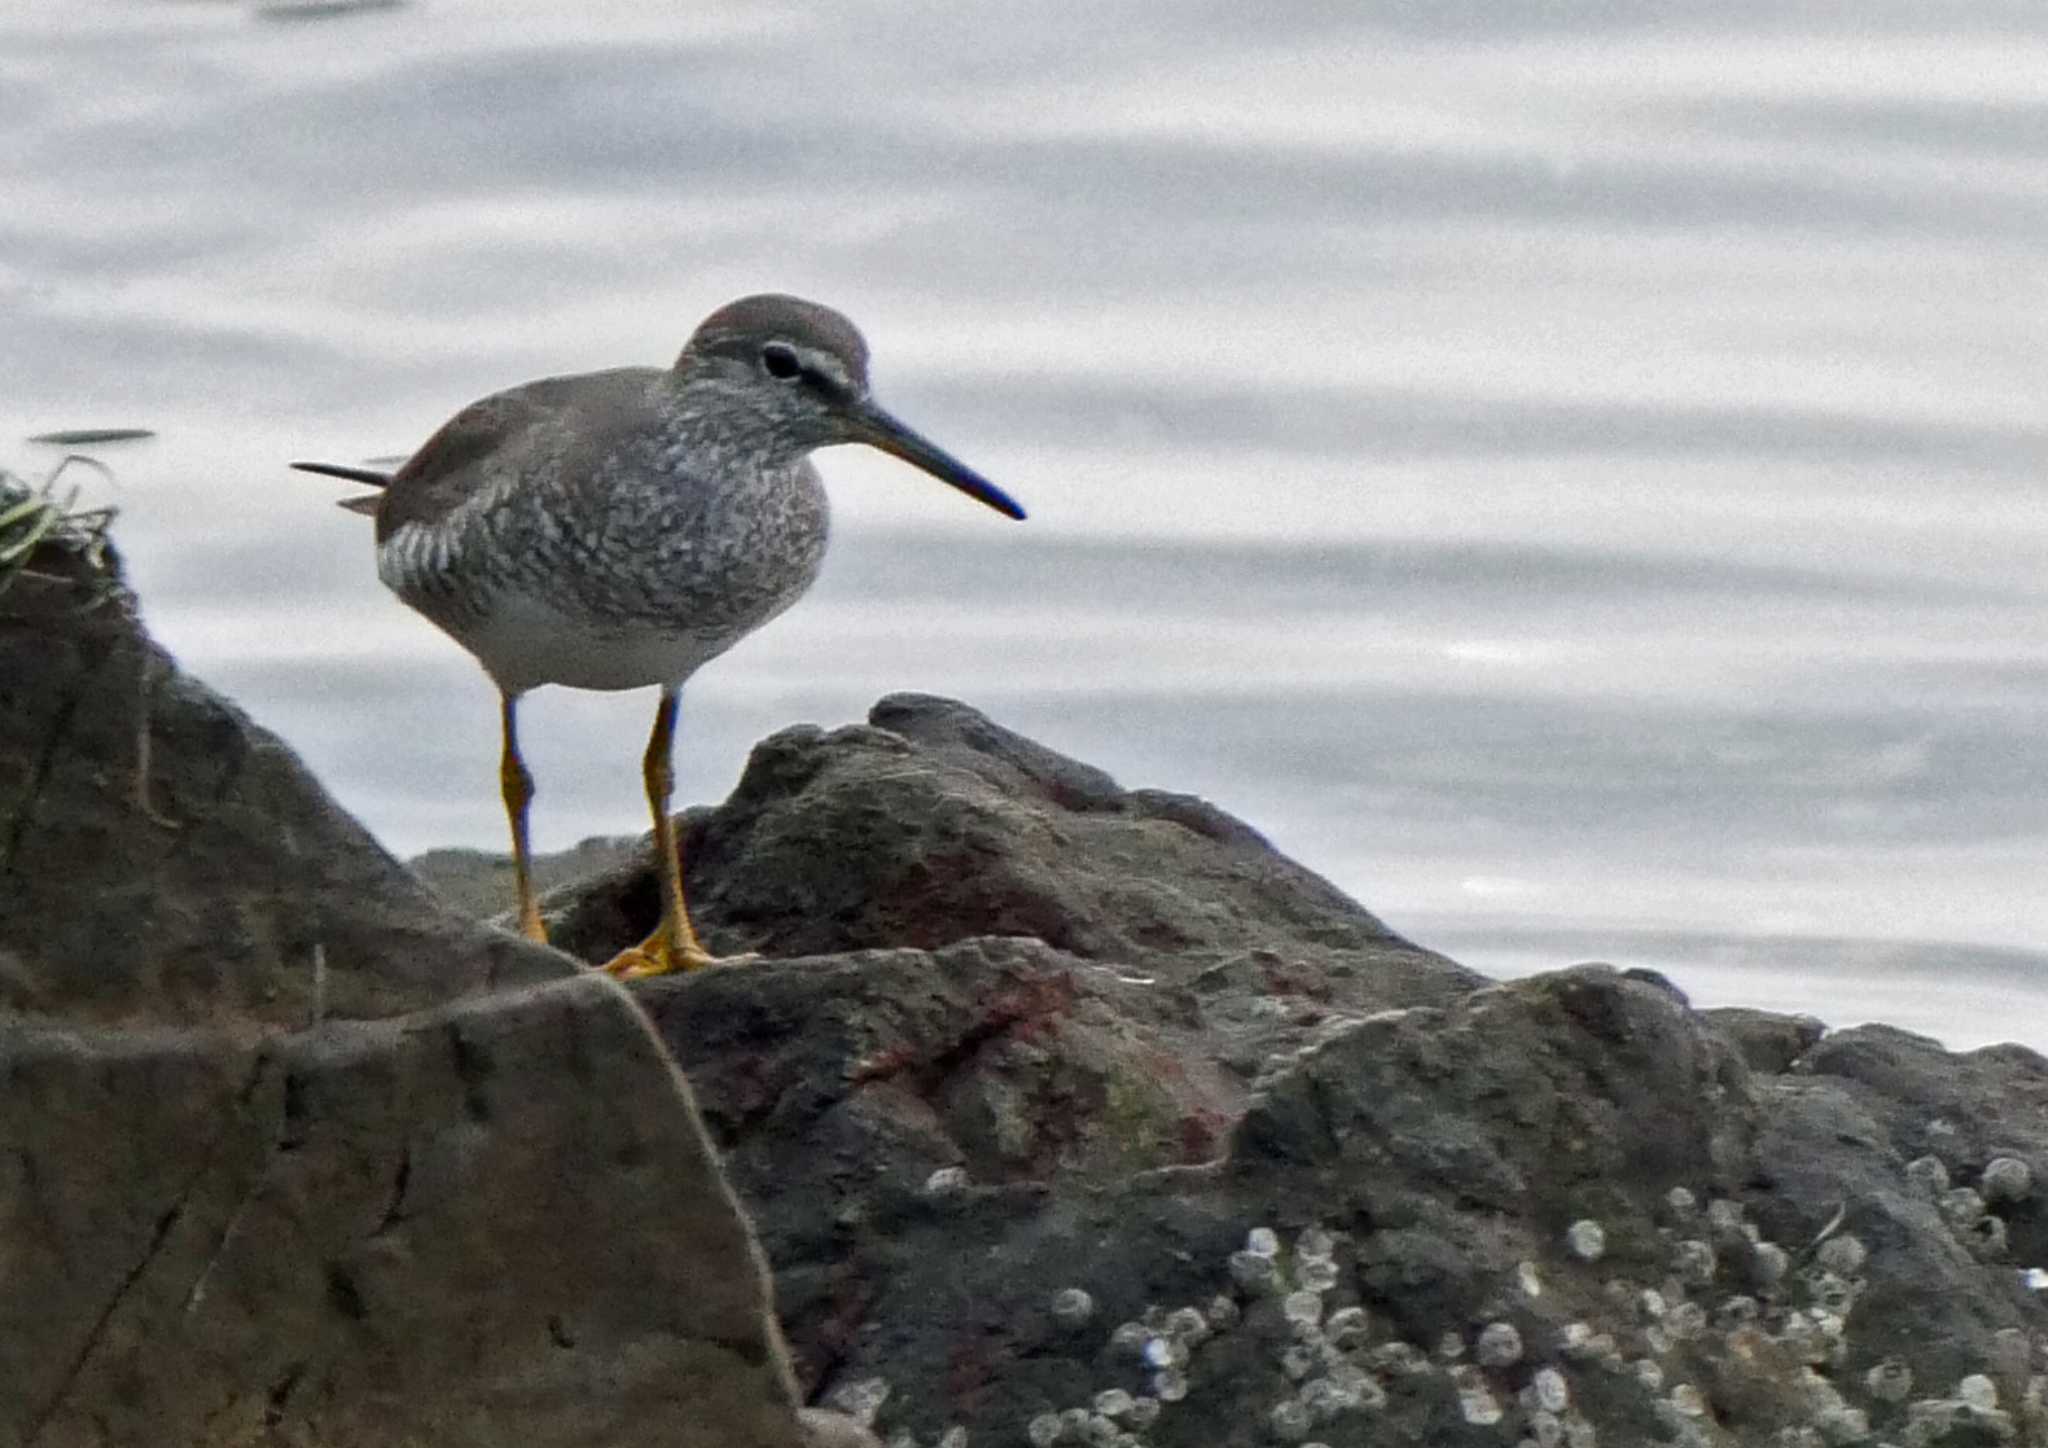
500, 691, 547, 944
602, 686, 727, 978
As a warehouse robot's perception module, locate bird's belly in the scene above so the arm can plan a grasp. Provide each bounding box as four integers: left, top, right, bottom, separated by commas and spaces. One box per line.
454, 593, 740, 693
376, 473, 828, 694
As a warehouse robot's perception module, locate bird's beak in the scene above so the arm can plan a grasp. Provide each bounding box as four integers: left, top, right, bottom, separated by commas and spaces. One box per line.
850, 402, 1027, 521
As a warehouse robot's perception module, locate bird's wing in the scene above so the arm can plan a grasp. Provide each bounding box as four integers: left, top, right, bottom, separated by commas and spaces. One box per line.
365, 367, 666, 544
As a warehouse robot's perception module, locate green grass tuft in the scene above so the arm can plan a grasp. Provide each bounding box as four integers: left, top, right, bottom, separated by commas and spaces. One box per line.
0, 455, 119, 605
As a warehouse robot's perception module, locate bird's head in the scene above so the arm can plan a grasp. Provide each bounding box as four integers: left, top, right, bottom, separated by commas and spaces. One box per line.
674, 293, 1025, 520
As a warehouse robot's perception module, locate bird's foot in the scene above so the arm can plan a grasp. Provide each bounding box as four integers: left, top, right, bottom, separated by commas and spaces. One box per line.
599, 927, 758, 980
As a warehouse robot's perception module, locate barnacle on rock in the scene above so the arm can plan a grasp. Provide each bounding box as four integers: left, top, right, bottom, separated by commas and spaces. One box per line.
1459, 1385, 1505, 1425
1668, 1382, 1707, 1418
1967, 1213, 2010, 1260
1673, 1239, 1718, 1285
1091, 1388, 1134, 1419
1904, 1155, 1951, 1197
1667, 1301, 1708, 1340
1323, 1305, 1370, 1350
1956, 1373, 1999, 1412
1160, 1306, 1208, 1344
1941, 1186, 1988, 1230
1281, 1289, 1322, 1329
1476, 1320, 1525, 1368
1981, 1156, 2033, 1204
1717, 1293, 1761, 1329
1566, 1220, 1608, 1262
1530, 1366, 1571, 1413
1268, 1399, 1312, 1442
1229, 1250, 1280, 1293
1706, 1197, 1748, 1240
1296, 1255, 1339, 1292
1752, 1241, 1792, 1286
1140, 1335, 1185, 1371
826, 1376, 891, 1427
1814, 1233, 1867, 1276
1050, 1287, 1096, 1327
1865, 1357, 1914, 1403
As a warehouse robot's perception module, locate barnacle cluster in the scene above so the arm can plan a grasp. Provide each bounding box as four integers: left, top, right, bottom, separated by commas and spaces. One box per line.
1906, 1150, 2038, 1267
866, 1144, 2044, 1447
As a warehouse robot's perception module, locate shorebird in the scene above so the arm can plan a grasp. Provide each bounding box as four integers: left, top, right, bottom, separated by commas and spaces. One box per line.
294, 294, 1025, 977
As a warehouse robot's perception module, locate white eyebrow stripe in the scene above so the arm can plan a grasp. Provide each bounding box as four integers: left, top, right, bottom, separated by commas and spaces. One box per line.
796, 348, 854, 393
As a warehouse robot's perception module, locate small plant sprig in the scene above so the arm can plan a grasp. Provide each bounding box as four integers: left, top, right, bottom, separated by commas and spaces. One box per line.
0, 455, 118, 604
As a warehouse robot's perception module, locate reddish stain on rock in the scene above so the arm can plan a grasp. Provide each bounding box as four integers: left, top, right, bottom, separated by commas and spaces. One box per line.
1179, 1105, 1231, 1163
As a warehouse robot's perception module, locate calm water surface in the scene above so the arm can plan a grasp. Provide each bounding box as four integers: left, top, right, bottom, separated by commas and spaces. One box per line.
5, 3, 2045, 1047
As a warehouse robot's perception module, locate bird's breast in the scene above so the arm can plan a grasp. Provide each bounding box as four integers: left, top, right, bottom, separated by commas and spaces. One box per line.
582, 457, 830, 633
375, 457, 830, 693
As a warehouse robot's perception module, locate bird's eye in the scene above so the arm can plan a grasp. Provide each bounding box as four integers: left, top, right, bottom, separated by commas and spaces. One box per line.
761, 343, 802, 381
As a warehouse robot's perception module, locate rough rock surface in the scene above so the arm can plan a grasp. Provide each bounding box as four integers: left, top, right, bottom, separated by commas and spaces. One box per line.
542, 692, 1471, 985
416, 696, 2048, 1448
0, 534, 815, 1447
11, 512, 2047, 1448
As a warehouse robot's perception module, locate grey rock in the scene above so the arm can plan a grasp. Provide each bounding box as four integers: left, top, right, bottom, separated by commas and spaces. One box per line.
0, 536, 807, 1447
669, 954, 2046, 1448
542, 691, 1470, 984
1755, 1024, 2048, 1390
1704, 1005, 1828, 1074
498, 696, 2048, 1446
410, 832, 639, 922
0, 532, 550, 1027
21, 522, 2048, 1448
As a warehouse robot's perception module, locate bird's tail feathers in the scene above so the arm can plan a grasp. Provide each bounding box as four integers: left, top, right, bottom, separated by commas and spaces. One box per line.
292, 460, 393, 517
291, 459, 395, 488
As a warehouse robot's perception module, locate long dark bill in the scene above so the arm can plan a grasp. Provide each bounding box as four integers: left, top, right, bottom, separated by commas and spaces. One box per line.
853, 404, 1027, 521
